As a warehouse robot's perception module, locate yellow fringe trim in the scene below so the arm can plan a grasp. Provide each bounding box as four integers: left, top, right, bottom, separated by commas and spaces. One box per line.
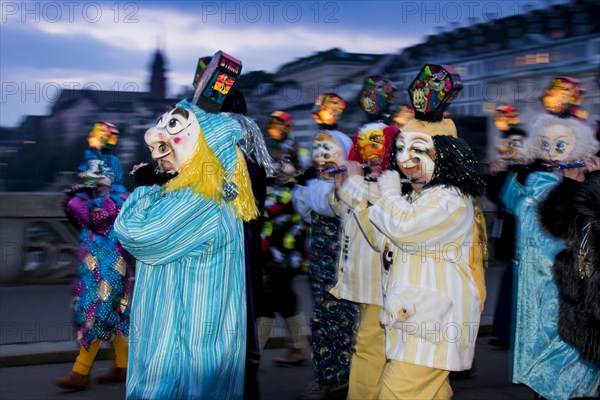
164, 131, 258, 222
232, 147, 259, 222
164, 127, 225, 202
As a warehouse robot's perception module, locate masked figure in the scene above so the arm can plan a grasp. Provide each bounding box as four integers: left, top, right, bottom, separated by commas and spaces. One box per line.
115, 100, 258, 399
293, 96, 359, 399
502, 77, 600, 400
55, 126, 134, 391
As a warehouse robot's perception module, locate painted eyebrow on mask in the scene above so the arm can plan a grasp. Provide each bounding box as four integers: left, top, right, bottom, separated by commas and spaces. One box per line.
171, 107, 190, 119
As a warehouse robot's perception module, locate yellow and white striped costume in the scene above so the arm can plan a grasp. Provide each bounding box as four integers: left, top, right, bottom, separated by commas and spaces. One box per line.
329, 176, 383, 305
356, 185, 482, 371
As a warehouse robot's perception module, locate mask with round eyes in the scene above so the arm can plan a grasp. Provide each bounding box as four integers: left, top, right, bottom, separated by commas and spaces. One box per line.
312, 132, 346, 179
145, 107, 201, 171
496, 134, 526, 161
395, 131, 436, 184
357, 128, 387, 171
539, 123, 577, 163
80, 159, 115, 186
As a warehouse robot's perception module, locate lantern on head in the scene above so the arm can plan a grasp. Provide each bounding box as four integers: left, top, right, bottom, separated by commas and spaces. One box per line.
191, 50, 242, 113
408, 64, 463, 122
311, 93, 346, 126
391, 104, 415, 129
267, 111, 293, 141
87, 121, 119, 151
542, 77, 588, 120
495, 105, 521, 132
359, 76, 397, 119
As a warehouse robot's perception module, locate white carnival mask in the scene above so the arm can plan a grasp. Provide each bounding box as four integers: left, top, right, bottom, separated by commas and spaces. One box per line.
539, 123, 577, 163
395, 131, 436, 184
144, 107, 201, 171
312, 132, 346, 179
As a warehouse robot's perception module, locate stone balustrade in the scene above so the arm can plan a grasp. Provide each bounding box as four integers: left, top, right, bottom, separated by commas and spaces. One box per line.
0, 193, 78, 284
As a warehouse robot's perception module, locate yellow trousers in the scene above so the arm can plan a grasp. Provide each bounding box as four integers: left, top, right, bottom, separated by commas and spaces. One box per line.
348, 304, 386, 400
379, 360, 453, 400
72, 334, 128, 375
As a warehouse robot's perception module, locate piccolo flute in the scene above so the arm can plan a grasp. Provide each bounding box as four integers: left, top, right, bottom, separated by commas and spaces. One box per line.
500, 161, 586, 170
321, 166, 425, 184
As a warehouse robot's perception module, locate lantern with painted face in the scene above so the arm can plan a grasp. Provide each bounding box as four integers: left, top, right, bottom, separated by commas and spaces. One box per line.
311, 93, 346, 126
144, 106, 201, 172
359, 76, 397, 118
408, 64, 462, 121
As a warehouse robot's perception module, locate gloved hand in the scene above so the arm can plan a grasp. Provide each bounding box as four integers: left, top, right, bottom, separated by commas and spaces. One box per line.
377, 170, 401, 197
295, 166, 317, 186
132, 163, 178, 188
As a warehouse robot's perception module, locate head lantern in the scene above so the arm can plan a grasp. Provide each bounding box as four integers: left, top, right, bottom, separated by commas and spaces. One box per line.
191, 51, 242, 113
267, 111, 293, 141
408, 64, 462, 123
394, 64, 479, 188
87, 122, 119, 151
359, 76, 397, 120
542, 77, 588, 120
311, 93, 346, 127
192, 56, 213, 89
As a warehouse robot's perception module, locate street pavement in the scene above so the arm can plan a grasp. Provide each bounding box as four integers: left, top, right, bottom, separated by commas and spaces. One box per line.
0, 264, 538, 399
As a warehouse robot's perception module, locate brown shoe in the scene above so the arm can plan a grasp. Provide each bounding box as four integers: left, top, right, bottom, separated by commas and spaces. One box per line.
96, 368, 126, 384
54, 372, 89, 390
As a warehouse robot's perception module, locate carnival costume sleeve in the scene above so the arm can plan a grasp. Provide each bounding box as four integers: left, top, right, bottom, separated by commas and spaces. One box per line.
292, 178, 336, 222
114, 185, 218, 266
369, 186, 469, 249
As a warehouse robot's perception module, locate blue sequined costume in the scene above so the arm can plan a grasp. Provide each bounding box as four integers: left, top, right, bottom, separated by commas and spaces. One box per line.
64, 187, 134, 350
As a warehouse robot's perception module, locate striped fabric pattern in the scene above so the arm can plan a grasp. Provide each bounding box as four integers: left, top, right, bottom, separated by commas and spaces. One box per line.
363, 185, 481, 371
329, 176, 384, 305
114, 185, 246, 399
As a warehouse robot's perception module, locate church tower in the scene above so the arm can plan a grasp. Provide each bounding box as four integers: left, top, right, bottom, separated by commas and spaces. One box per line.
149, 47, 167, 99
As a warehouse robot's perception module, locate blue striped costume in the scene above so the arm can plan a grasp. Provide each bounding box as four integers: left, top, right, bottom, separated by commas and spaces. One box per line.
114, 101, 251, 399
115, 186, 246, 399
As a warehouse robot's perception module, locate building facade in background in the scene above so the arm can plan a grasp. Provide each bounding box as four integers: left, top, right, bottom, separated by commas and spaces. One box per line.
1, 0, 598, 191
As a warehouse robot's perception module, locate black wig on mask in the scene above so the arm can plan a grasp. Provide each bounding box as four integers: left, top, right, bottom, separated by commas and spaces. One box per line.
429, 135, 486, 198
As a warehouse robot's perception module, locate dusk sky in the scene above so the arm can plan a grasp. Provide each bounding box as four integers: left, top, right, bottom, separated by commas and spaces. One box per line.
1, 0, 568, 127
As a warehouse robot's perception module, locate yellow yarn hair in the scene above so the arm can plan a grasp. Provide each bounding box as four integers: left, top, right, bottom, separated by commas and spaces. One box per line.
231, 146, 259, 222
164, 127, 225, 202
163, 129, 258, 222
